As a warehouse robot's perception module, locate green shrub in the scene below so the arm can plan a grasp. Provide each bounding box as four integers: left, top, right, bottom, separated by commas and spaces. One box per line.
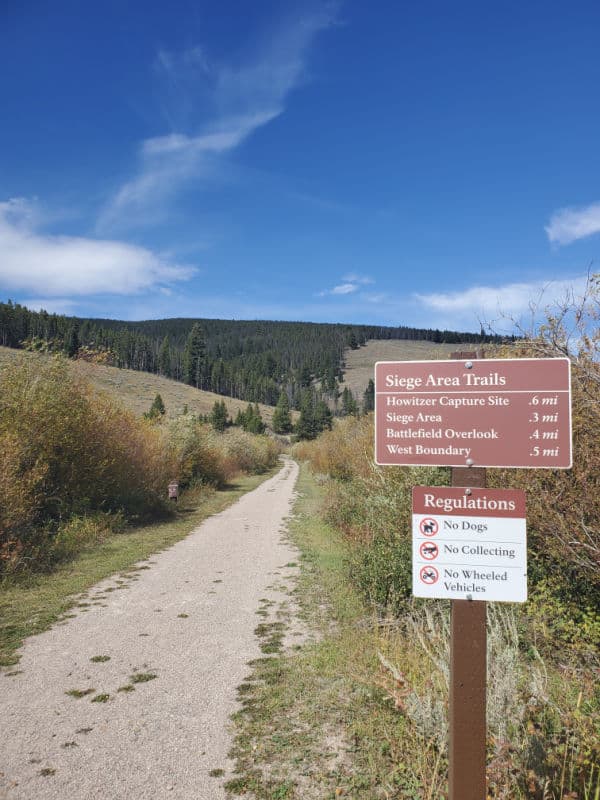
347, 535, 412, 615
50, 513, 125, 564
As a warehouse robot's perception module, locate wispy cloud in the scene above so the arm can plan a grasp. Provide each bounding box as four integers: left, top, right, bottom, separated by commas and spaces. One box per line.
331, 283, 358, 295
98, 111, 279, 230
416, 276, 589, 330
546, 201, 600, 245
319, 273, 375, 297
0, 197, 196, 296
98, 6, 338, 231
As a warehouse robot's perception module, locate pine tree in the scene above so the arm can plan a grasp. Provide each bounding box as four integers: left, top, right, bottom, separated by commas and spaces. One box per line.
209, 400, 228, 432
64, 324, 79, 358
363, 379, 375, 413
272, 391, 292, 434
341, 386, 359, 416
145, 393, 166, 419
158, 335, 171, 376
298, 364, 312, 387
183, 323, 206, 388
314, 399, 333, 432
295, 389, 316, 440
243, 403, 265, 434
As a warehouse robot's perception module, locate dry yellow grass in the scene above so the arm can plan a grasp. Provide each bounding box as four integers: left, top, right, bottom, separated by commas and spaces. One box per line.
340, 339, 478, 401
0, 346, 280, 424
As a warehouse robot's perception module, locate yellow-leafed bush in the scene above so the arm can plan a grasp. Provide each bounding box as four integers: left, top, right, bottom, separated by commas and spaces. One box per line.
168, 415, 229, 488
0, 357, 173, 572
167, 417, 279, 489
0, 356, 280, 576
220, 427, 280, 476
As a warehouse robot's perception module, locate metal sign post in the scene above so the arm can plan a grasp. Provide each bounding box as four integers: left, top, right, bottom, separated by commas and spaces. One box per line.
449, 350, 486, 800
449, 465, 487, 800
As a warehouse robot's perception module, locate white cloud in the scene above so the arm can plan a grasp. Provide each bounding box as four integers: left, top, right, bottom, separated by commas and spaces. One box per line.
99, 8, 338, 230
0, 198, 196, 297
416, 276, 589, 329
319, 273, 376, 297
546, 202, 600, 245
331, 283, 358, 295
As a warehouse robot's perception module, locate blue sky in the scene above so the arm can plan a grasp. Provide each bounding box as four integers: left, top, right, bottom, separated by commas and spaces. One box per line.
1, 0, 599, 332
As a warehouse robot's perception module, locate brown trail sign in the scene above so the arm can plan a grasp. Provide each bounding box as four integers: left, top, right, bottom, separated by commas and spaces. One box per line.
374, 352, 573, 800
375, 356, 572, 469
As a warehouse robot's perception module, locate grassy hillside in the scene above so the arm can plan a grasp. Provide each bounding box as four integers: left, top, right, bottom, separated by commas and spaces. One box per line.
339, 339, 480, 402
0, 346, 282, 425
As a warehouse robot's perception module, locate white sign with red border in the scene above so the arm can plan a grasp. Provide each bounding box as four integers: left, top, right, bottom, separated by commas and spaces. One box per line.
412, 486, 527, 602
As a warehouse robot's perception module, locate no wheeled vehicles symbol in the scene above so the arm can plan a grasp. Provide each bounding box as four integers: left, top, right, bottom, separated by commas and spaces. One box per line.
420, 566, 439, 584
419, 541, 439, 560
419, 518, 438, 536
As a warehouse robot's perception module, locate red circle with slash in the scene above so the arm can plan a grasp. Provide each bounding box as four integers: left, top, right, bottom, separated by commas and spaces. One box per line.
419, 518, 439, 536
420, 541, 439, 560
420, 566, 439, 584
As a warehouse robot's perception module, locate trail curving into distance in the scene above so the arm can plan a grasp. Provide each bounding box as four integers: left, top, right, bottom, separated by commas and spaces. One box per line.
0, 458, 299, 800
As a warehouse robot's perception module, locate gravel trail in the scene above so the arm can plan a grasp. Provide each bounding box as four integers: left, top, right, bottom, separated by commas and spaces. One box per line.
0, 457, 299, 800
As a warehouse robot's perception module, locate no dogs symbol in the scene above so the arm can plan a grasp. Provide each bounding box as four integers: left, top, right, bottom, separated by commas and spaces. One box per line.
420, 566, 439, 585
419, 541, 439, 560
419, 518, 438, 537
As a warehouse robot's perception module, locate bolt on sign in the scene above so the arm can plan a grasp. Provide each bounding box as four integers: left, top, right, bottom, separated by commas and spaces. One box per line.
412, 486, 527, 603
375, 357, 572, 469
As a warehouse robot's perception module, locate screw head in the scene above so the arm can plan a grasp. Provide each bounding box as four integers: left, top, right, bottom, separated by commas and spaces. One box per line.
466, 457, 474, 466
465, 361, 473, 369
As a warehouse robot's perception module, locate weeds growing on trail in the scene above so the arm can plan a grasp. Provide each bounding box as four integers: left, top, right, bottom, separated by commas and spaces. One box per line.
65, 688, 95, 699
129, 672, 157, 683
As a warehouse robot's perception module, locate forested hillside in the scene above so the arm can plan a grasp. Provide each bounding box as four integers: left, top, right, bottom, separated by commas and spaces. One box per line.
0, 301, 502, 410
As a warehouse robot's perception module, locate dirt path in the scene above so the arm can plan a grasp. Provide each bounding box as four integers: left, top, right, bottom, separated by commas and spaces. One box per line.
0, 458, 300, 800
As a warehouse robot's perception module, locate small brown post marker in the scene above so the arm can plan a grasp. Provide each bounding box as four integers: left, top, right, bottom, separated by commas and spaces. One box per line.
449, 352, 487, 800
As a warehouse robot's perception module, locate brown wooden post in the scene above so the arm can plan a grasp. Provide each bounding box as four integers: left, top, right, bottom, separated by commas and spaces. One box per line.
449, 351, 487, 800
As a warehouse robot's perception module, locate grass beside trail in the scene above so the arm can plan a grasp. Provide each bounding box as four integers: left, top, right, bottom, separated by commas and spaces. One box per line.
227, 465, 600, 799
226, 465, 432, 800
0, 469, 277, 668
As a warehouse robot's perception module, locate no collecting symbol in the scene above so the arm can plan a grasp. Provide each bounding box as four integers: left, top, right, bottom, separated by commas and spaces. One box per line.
420, 565, 439, 585
420, 517, 439, 536
420, 541, 439, 560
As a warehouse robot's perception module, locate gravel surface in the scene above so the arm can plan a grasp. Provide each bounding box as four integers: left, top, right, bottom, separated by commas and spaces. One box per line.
0, 458, 299, 800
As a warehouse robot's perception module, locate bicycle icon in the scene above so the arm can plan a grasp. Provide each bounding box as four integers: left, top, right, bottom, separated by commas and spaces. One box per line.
420, 566, 439, 584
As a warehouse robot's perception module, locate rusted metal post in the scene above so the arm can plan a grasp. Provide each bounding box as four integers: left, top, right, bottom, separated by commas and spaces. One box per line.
449, 349, 487, 800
